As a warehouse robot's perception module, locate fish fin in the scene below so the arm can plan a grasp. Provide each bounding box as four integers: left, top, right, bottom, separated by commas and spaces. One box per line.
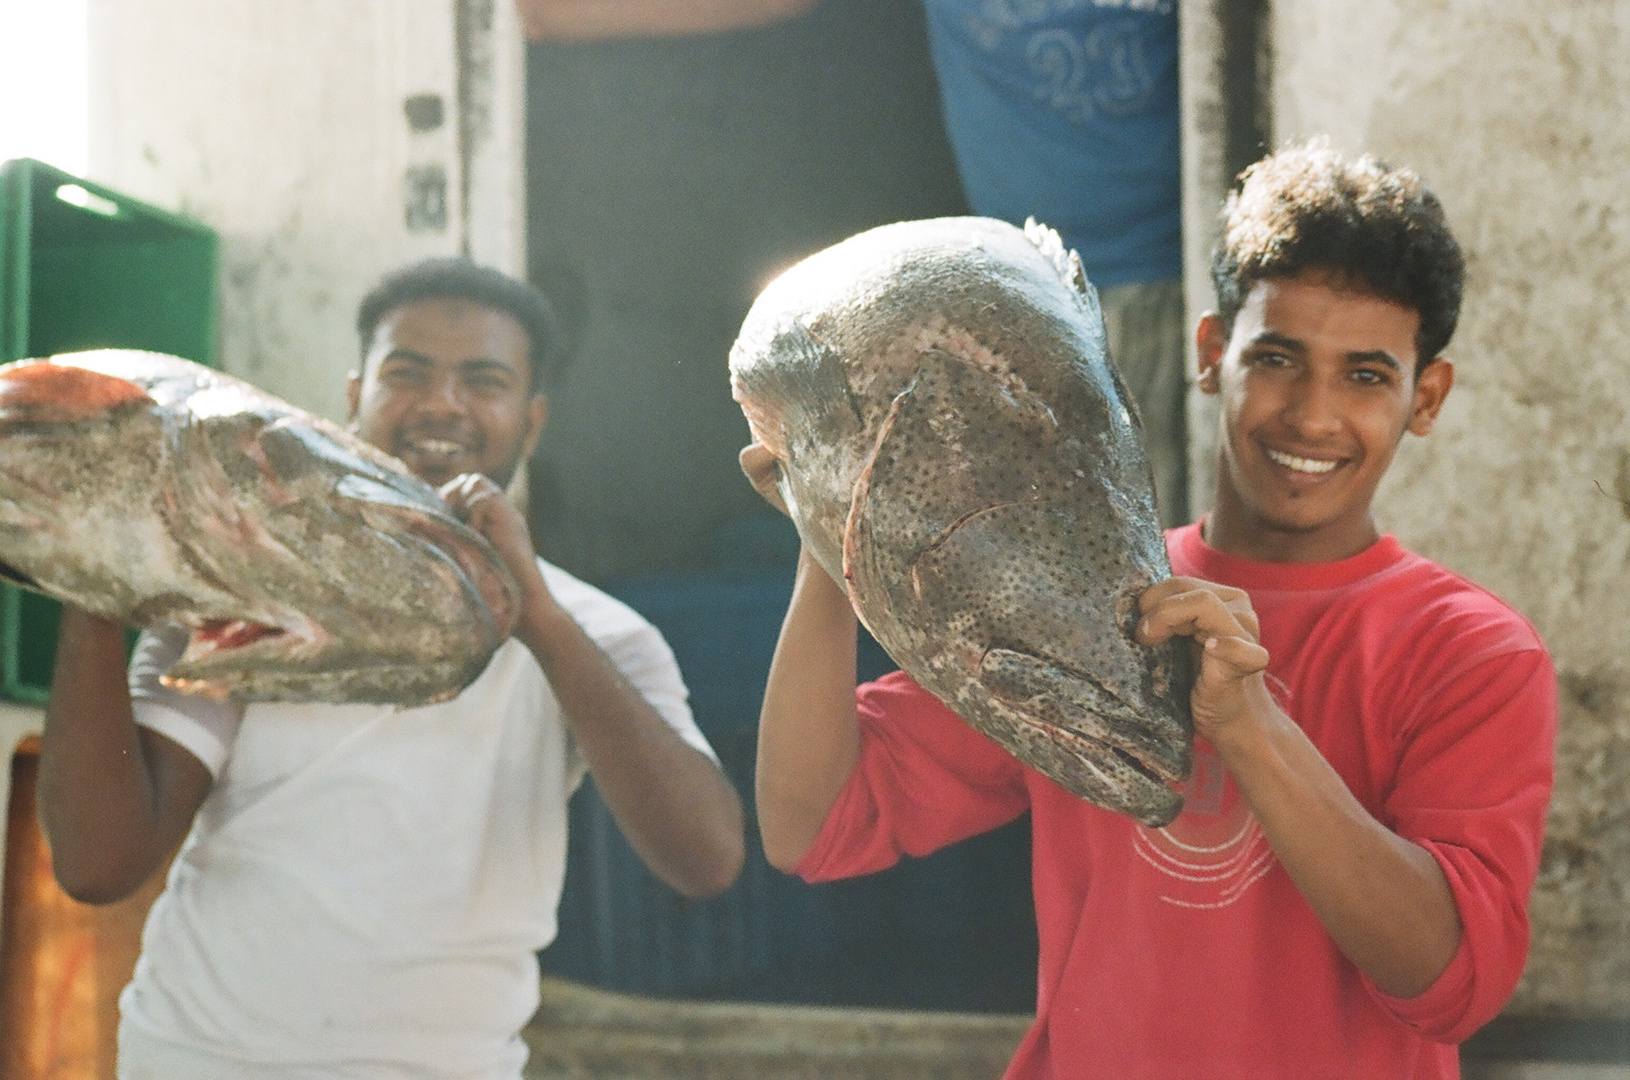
1018, 222, 1127, 431
1022, 217, 1094, 305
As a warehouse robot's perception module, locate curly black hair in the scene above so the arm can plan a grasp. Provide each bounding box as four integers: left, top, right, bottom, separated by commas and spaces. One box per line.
355, 257, 561, 393
1211, 139, 1465, 373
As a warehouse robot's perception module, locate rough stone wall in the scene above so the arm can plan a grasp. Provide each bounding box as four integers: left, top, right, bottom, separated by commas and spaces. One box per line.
1269, 1, 1630, 1016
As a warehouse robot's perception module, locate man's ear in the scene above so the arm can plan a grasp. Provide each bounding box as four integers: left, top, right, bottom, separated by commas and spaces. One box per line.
345, 370, 362, 425
1195, 313, 1228, 395
1407, 357, 1454, 436
521, 394, 549, 460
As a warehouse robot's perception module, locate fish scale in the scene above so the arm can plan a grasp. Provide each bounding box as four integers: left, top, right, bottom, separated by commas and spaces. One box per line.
731, 216, 1193, 825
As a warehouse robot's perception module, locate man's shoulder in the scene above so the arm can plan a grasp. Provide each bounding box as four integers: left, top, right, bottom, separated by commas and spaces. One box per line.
1384, 547, 1548, 656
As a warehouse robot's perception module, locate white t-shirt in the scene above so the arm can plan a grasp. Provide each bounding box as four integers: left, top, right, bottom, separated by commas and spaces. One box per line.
117, 560, 711, 1080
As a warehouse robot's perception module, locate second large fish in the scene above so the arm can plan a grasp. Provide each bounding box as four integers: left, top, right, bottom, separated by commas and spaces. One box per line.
731, 217, 1192, 826
0, 349, 518, 705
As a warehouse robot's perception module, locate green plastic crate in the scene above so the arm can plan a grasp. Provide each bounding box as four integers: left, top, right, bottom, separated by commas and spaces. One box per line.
0, 158, 218, 704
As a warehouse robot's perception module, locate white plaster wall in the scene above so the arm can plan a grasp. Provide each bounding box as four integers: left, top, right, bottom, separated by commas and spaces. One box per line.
1270, 1, 1630, 1015
84, 0, 527, 422
1176, 0, 1229, 522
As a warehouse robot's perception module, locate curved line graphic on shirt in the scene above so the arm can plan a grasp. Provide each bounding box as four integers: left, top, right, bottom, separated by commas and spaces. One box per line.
1134, 824, 1271, 905
1131, 740, 1279, 909
1146, 811, 1257, 856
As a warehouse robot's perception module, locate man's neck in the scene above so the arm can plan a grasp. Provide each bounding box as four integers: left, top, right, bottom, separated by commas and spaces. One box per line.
1200, 508, 1382, 565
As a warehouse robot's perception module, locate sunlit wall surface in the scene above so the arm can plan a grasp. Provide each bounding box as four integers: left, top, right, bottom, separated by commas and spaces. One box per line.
0, 0, 89, 175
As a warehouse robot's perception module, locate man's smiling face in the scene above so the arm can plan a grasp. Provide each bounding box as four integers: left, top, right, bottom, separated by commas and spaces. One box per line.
1197, 270, 1453, 563
348, 297, 547, 490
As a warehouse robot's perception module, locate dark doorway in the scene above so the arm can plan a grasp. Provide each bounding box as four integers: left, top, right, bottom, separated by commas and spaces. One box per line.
525, 0, 1036, 1014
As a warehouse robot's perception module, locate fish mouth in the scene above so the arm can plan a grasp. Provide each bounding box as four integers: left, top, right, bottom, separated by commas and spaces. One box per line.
1013, 712, 1187, 789
172, 609, 331, 674
189, 618, 288, 655
1009, 712, 1186, 827
975, 647, 1191, 825
162, 619, 295, 697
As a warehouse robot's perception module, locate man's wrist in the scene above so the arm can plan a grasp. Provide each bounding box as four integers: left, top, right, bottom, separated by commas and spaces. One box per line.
1202, 677, 1297, 778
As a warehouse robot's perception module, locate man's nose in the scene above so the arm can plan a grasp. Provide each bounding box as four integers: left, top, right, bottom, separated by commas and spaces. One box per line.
416, 372, 465, 416
1283, 373, 1342, 435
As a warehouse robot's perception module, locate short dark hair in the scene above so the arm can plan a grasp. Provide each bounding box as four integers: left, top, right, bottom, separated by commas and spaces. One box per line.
355, 257, 561, 392
1210, 139, 1465, 372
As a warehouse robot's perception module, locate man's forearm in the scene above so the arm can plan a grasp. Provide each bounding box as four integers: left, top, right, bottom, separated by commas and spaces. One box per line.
40, 609, 209, 903
1214, 677, 1463, 998
754, 548, 861, 872
517, 592, 745, 899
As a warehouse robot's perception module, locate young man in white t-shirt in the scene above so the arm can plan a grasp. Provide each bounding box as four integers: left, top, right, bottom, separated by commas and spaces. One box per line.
38, 258, 746, 1079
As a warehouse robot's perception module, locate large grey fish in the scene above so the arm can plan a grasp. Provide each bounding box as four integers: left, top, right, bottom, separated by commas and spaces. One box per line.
0, 349, 518, 704
730, 217, 1192, 826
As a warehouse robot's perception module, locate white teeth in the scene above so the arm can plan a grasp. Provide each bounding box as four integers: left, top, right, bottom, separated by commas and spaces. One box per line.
412, 439, 464, 456
1266, 448, 1339, 474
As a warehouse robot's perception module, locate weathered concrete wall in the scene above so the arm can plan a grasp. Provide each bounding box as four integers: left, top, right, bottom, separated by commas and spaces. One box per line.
85, 0, 526, 421
1263, 2, 1630, 1016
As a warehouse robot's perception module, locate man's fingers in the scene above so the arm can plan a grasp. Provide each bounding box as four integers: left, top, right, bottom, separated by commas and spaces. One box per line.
1137, 580, 1260, 647
438, 473, 503, 521
1139, 576, 1249, 612
1199, 634, 1270, 678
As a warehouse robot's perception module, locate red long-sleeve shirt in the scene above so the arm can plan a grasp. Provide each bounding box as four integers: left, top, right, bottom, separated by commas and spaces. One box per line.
796, 525, 1556, 1079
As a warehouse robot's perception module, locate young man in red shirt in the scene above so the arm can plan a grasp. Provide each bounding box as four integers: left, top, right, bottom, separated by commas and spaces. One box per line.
748, 142, 1557, 1077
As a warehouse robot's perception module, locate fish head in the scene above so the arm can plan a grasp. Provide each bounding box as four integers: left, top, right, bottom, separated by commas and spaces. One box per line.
0, 350, 518, 705
156, 375, 521, 703
730, 218, 1193, 826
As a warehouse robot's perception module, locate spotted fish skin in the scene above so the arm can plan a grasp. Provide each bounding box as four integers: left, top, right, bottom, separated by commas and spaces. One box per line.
731, 217, 1191, 826
0, 350, 518, 705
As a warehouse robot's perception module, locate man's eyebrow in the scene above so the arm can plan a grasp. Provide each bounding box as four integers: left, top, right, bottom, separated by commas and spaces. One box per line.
1247, 330, 1305, 352
379, 347, 431, 364
376, 352, 521, 377
1249, 332, 1404, 371
1345, 349, 1403, 370
458, 356, 524, 378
